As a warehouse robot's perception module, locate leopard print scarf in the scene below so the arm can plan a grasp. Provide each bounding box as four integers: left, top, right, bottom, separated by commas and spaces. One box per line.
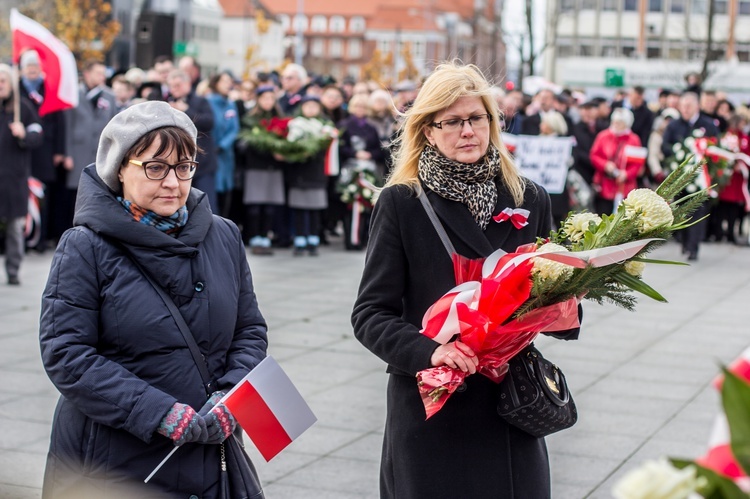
418, 144, 501, 229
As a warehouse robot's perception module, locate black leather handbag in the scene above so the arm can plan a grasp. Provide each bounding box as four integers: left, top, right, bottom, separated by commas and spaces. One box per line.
497, 345, 577, 438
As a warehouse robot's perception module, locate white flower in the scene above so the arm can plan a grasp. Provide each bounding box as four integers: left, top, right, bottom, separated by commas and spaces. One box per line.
532, 243, 574, 281
624, 260, 646, 277
672, 143, 682, 153
692, 128, 705, 138
612, 458, 706, 499
675, 150, 685, 161
563, 212, 602, 242
347, 184, 358, 193
622, 189, 674, 232
362, 188, 372, 198
684, 137, 696, 150
686, 184, 697, 193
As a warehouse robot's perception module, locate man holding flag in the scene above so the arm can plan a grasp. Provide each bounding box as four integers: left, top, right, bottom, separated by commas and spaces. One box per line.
0, 63, 43, 285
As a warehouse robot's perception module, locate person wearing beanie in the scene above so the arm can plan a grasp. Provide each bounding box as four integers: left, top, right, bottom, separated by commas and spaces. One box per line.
18, 49, 68, 253
60, 59, 117, 235
0, 63, 43, 285
39, 100, 268, 497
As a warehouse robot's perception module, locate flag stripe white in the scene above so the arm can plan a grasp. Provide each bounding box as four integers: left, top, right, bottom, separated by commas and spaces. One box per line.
239, 356, 317, 440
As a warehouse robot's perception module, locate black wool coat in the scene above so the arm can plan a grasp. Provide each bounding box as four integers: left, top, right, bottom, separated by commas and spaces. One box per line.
352, 179, 579, 499
0, 97, 43, 219
40, 166, 267, 498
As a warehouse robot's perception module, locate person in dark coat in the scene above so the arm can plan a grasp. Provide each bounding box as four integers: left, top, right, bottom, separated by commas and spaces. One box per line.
611, 86, 654, 150
351, 62, 580, 499
18, 50, 66, 251
166, 68, 217, 212
338, 94, 384, 250
285, 95, 332, 256
39, 101, 268, 498
661, 91, 719, 261
0, 64, 43, 285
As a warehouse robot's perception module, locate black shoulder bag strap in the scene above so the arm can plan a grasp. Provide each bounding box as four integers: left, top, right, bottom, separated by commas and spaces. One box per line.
416, 185, 456, 258
130, 259, 215, 396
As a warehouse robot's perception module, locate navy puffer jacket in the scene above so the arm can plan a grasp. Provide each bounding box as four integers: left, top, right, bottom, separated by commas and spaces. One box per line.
39, 166, 268, 498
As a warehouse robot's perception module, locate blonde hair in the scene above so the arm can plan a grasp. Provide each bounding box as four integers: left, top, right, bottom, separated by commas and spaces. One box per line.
386, 62, 526, 206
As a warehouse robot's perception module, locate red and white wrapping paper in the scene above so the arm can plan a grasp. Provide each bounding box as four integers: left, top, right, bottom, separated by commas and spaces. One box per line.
417, 238, 660, 419
221, 356, 317, 461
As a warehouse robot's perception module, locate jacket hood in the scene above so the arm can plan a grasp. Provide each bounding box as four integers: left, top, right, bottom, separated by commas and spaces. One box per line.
73, 165, 213, 258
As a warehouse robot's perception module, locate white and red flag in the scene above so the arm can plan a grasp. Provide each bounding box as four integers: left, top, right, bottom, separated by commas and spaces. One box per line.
623, 145, 648, 166
221, 356, 317, 461
10, 8, 79, 116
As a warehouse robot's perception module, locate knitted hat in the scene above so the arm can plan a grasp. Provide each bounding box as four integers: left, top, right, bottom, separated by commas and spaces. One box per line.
96, 100, 197, 192
20, 50, 39, 68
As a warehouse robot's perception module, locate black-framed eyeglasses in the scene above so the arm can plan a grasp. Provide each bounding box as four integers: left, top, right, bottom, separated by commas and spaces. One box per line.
430, 114, 493, 132
128, 159, 198, 181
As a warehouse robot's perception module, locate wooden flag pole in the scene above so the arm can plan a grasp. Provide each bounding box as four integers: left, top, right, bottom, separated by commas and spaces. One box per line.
12, 63, 20, 123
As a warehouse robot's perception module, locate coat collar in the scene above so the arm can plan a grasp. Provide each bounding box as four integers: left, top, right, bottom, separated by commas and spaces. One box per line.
423, 179, 519, 258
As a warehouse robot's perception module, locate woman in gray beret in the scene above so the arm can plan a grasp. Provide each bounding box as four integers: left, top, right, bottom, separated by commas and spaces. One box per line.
39, 100, 267, 498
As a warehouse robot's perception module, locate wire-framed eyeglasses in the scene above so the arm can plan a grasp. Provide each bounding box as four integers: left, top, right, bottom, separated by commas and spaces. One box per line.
128, 159, 198, 181
429, 114, 492, 132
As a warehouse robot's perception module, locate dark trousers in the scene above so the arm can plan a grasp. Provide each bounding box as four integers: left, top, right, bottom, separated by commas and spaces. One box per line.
246, 204, 277, 240
683, 202, 709, 255
292, 209, 321, 238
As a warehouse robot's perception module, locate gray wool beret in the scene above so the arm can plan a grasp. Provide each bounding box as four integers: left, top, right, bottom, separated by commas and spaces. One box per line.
96, 100, 198, 192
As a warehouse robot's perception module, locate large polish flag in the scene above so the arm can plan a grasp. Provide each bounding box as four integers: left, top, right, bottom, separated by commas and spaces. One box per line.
10, 9, 79, 116
221, 356, 317, 461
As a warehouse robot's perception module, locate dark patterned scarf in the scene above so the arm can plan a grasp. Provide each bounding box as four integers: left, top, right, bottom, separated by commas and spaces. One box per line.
119, 198, 189, 237
418, 144, 501, 229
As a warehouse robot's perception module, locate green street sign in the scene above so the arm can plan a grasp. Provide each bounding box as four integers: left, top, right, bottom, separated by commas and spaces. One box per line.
174, 41, 199, 57
605, 68, 625, 87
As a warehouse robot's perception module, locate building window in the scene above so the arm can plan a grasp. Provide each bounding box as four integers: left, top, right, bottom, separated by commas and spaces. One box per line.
580, 44, 594, 56
649, 0, 663, 11
740, 0, 750, 14
330, 16, 346, 33
668, 46, 684, 59
581, 0, 597, 9
330, 38, 343, 57
647, 46, 661, 58
348, 39, 362, 58
311, 15, 326, 32
670, 0, 684, 12
601, 44, 617, 56
560, 0, 576, 11
348, 64, 359, 77
715, 0, 728, 13
622, 45, 636, 57
377, 39, 391, 54
691, 0, 706, 13
413, 40, 425, 60
602, 0, 619, 10
311, 38, 325, 57
350, 16, 365, 32
279, 14, 290, 31
738, 50, 750, 62
624, 0, 637, 10
558, 45, 574, 57
293, 14, 308, 32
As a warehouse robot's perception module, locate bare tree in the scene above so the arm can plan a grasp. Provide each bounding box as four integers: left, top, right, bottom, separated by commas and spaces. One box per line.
700, 0, 716, 82
507, 0, 560, 89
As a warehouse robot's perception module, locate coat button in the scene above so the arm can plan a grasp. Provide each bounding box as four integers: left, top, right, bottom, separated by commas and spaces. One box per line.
194, 282, 205, 292
456, 382, 467, 392
189, 495, 199, 499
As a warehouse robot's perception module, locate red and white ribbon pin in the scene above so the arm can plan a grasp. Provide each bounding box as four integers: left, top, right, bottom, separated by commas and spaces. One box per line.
493, 208, 530, 229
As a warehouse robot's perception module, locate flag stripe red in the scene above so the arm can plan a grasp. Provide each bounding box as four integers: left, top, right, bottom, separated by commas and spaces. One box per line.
224, 381, 292, 461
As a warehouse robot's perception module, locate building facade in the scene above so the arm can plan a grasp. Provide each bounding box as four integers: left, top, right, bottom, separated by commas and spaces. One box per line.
546, 0, 750, 96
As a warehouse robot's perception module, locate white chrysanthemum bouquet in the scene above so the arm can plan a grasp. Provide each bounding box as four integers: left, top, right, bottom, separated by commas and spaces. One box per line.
518, 160, 710, 316
416, 161, 710, 418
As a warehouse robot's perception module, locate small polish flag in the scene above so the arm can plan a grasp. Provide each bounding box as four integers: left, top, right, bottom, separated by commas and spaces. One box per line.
623, 145, 648, 166
221, 356, 317, 461
324, 136, 340, 176
501, 133, 517, 153
10, 9, 79, 116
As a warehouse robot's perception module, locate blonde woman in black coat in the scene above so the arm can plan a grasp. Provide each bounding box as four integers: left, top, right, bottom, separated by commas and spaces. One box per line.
352, 62, 577, 498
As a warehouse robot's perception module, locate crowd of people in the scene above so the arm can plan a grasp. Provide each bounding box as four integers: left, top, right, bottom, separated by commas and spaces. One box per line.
2, 52, 749, 286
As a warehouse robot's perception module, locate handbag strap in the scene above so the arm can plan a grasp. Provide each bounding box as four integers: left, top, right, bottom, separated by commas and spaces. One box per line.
416, 185, 456, 258
131, 259, 215, 395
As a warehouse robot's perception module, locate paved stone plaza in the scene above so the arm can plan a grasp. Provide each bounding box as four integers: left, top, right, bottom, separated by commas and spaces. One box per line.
0, 238, 748, 498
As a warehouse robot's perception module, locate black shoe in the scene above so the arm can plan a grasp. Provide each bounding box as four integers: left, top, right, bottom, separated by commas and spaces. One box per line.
293, 246, 306, 256
308, 245, 319, 256
8, 275, 20, 285
687, 252, 698, 261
